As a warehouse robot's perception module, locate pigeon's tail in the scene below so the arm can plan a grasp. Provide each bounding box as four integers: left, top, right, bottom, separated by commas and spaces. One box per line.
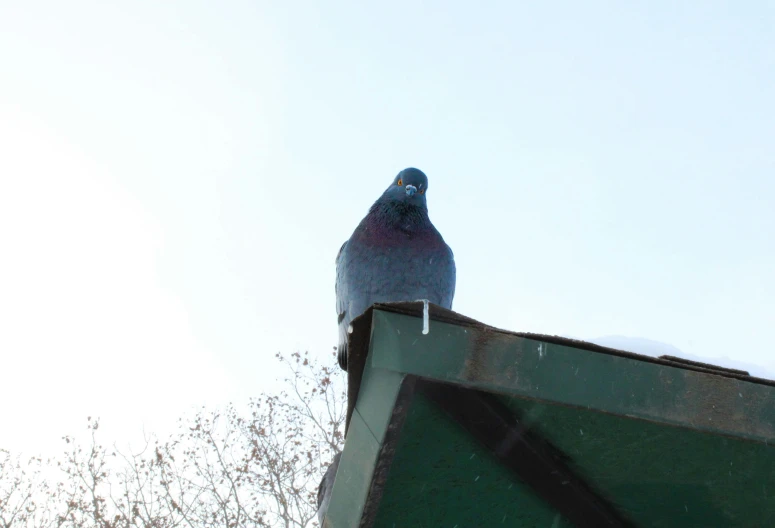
337, 341, 348, 371
336, 310, 349, 371
316, 452, 342, 526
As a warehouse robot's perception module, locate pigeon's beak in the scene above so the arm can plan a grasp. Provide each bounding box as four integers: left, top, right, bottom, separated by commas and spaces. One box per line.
405, 184, 417, 197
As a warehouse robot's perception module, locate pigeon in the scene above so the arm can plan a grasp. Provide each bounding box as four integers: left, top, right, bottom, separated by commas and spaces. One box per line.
316, 452, 341, 526
335, 167, 456, 370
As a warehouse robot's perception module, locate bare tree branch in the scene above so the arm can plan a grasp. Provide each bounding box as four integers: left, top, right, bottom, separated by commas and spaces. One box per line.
0, 351, 345, 528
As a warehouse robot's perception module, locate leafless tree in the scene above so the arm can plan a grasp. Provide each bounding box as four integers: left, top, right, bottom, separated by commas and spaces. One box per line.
0, 351, 346, 528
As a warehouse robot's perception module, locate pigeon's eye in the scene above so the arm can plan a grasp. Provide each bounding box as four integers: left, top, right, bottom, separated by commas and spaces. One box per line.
419, 189, 424, 194
397, 179, 403, 186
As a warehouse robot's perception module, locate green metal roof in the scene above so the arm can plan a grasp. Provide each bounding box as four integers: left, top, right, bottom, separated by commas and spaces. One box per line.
324, 302, 775, 527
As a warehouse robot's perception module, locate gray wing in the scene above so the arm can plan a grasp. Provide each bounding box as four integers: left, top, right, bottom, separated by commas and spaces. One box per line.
439, 243, 456, 309
405, 241, 456, 310
335, 238, 376, 371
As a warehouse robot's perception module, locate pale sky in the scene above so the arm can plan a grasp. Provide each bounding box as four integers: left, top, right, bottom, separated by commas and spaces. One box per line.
1, 1, 773, 455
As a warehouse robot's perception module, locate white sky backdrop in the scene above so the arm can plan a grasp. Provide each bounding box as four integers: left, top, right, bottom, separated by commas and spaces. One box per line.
1, 1, 774, 455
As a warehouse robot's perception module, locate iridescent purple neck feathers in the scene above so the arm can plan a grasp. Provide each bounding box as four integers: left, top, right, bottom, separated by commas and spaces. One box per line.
362, 197, 433, 238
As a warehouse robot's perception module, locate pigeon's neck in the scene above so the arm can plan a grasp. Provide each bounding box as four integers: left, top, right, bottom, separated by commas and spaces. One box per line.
365, 199, 432, 237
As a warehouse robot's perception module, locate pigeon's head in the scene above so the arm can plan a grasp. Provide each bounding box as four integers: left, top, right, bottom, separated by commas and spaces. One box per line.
383, 168, 429, 206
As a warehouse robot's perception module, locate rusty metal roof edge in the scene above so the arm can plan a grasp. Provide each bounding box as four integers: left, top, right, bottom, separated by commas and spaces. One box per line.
368, 301, 775, 388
